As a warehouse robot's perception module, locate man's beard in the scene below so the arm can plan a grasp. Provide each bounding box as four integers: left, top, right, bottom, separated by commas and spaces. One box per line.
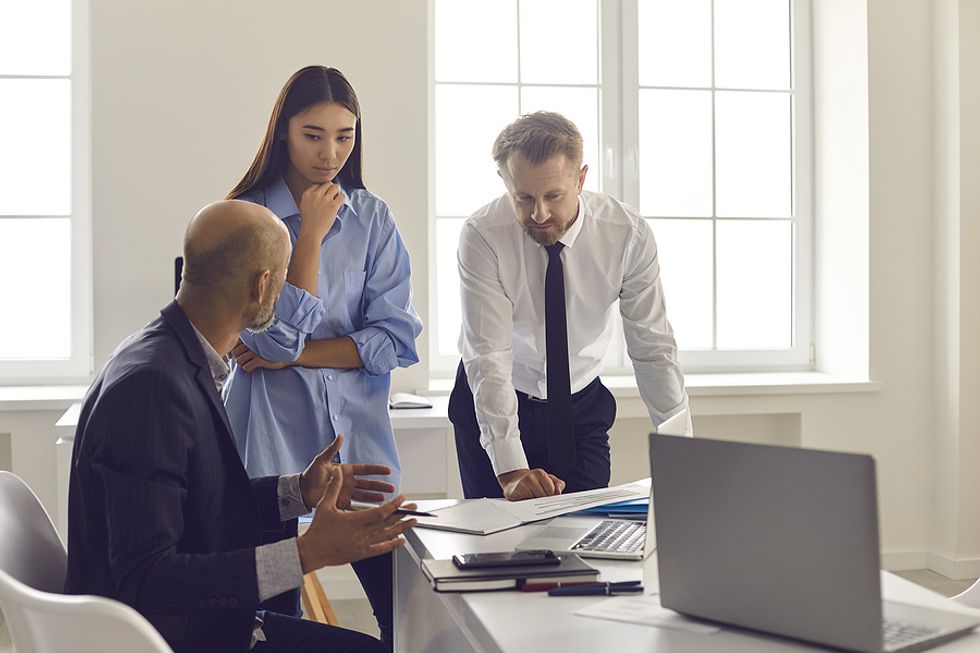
246, 297, 276, 333
522, 221, 566, 246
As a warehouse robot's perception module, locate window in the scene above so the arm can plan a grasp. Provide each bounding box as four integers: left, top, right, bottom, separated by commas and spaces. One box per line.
431, 0, 811, 375
0, 0, 91, 382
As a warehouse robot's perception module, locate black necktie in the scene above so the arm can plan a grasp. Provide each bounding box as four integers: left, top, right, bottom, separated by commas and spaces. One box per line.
544, 242, 576, 475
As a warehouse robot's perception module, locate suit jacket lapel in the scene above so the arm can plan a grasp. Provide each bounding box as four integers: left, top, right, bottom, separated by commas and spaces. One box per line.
160, 301, 236, 444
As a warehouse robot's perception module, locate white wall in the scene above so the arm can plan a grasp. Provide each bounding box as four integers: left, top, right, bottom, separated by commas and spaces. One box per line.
89, 0, 431, 394
931, 0, 980, 577
4, 0, 979, 575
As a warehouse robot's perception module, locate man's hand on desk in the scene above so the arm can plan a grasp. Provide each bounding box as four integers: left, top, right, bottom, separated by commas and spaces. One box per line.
300, 434, 396, 509
297, 467, 416, 573
497, 468, 566, 501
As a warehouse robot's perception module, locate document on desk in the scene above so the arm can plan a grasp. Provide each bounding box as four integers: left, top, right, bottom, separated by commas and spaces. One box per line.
413, 481, 650, 535
575, 594, 721, 635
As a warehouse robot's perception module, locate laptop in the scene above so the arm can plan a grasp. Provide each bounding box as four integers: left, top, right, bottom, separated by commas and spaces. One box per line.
514, 484, 654, 560
513, 409, 690, 560
650, 435, 980, 653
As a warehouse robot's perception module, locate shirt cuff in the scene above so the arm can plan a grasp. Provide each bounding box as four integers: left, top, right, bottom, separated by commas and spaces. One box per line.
349, 326, 398, 376
274, 282, 324, 334
486, 437, 529, 477
277, 473, 310, 521
255, 537, 304, 603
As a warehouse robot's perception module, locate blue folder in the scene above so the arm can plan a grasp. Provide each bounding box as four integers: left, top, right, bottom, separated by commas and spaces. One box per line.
573, 497, 649, 517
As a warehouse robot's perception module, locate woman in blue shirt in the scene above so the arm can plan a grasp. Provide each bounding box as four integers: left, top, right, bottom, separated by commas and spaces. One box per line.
223, 66, 422, 648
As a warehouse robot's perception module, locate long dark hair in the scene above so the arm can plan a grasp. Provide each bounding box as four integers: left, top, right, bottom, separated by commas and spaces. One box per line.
227, 66, 365, 199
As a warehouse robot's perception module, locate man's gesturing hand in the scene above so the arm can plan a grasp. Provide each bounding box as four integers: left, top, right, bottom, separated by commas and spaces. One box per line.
497, 468, 566, 501
299, 434, 395, 510
297, 468, 417, 573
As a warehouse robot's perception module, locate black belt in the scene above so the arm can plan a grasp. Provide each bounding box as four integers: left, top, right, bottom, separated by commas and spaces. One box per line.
516, 377, 601, 404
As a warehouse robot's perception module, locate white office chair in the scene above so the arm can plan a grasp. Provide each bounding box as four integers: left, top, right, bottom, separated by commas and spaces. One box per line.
0, 570, 173, 652
952, 578, 980, 610
0, 471, 173, 652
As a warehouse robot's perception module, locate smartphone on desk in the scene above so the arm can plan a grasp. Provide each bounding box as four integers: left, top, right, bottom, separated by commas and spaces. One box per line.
452, 550, 560, 569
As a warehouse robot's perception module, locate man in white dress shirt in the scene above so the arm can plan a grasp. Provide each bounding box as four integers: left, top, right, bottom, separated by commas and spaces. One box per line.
449, 111, 692, 501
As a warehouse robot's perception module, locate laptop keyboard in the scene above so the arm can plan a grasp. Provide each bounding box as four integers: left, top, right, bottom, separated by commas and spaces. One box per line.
882, 619, 940, 651
572, 520, 646, 554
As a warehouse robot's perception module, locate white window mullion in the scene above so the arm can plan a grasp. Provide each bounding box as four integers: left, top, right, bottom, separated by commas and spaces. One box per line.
791, 0, 814, 365
617, 0, 639, 208
599, 0, 631, 374
71, 0, 93, 381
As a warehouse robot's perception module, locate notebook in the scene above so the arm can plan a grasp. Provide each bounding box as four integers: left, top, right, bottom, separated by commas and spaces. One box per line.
421, 555, 597, 592
388, 392, 433, 409
651, 435, 980, 653
412, 481, 650, 535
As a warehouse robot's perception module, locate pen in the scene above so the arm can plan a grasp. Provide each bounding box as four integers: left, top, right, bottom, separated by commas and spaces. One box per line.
349, 502, 436, 517
521, 580, 602, 592
548, 581, 644, 597
394, 508, 436, 517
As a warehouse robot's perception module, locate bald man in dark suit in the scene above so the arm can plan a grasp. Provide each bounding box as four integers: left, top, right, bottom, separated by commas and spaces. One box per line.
65, 200, 416, 652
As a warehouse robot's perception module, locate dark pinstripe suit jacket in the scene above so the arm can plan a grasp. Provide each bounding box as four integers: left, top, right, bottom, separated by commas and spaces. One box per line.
65, 301, 293, 653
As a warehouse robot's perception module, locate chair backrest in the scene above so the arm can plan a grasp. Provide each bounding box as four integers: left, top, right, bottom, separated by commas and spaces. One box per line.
0, 571, 173, 653
0, 472, 67, 593
0, 472, 173, 652
953, 579, 980, 609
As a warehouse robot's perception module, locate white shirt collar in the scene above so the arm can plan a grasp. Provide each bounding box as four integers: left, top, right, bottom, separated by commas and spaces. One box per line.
557, 194, 587, 249
189, 324, 231, 393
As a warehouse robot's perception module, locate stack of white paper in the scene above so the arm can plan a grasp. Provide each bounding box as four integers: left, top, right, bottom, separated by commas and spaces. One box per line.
413, 481, 649, 535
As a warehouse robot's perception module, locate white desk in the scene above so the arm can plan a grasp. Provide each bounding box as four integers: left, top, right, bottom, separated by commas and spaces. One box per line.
393, 517, 980, 653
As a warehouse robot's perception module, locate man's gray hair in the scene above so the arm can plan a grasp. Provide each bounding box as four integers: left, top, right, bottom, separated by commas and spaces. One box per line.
492, 111, 584, 169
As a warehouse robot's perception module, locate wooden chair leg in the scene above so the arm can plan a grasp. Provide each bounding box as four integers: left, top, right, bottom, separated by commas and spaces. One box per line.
301, 571, 340, 626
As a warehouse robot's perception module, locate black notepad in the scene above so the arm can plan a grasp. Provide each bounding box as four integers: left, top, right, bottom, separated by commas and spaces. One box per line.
421, 554, 598, 592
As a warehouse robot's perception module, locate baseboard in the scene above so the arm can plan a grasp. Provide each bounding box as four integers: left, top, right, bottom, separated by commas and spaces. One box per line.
926, 551, 980, 581
882, 550, 929, 571
882, 549, 980, 580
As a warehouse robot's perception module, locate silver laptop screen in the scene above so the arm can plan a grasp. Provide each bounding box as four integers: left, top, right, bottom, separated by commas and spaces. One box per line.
650, 435, 883, 652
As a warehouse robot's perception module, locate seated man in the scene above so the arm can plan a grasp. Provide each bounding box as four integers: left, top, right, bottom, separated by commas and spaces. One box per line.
64, 200, 414, 653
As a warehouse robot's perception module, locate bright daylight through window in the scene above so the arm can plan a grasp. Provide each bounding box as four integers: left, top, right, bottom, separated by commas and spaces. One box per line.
432, 0, 810, 374
0, 0, 90, 381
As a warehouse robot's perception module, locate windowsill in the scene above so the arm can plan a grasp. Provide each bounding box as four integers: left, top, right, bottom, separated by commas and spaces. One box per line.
0, 385, 89, 412
427, 371, 880, 398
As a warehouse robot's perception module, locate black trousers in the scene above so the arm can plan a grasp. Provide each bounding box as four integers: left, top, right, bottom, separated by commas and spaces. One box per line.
254, 610, 385, 653
449, 362, 615, 498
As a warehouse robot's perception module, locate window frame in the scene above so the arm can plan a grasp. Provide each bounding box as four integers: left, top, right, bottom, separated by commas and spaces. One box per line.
428, 0, 813, 378
0, 0, 93, 384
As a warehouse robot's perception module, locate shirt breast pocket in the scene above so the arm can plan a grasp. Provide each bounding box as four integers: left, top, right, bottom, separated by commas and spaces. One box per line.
343, 269, 368, 331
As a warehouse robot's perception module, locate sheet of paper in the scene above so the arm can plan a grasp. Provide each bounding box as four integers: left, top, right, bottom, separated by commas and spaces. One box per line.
412, 479, 650, 535
413, 498, 522, 535
495, 481, 650, 522
575, 594, 720, 635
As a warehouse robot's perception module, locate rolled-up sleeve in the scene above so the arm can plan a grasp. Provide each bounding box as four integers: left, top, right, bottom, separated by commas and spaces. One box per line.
239, 282, 325, 362
349, 211, 422, 376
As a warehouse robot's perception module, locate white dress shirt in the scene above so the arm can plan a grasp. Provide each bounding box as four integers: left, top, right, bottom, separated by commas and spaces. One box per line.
458, 190, 691, 476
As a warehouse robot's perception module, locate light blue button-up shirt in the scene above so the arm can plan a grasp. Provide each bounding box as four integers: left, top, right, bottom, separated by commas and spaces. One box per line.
223, 177, 422, 491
